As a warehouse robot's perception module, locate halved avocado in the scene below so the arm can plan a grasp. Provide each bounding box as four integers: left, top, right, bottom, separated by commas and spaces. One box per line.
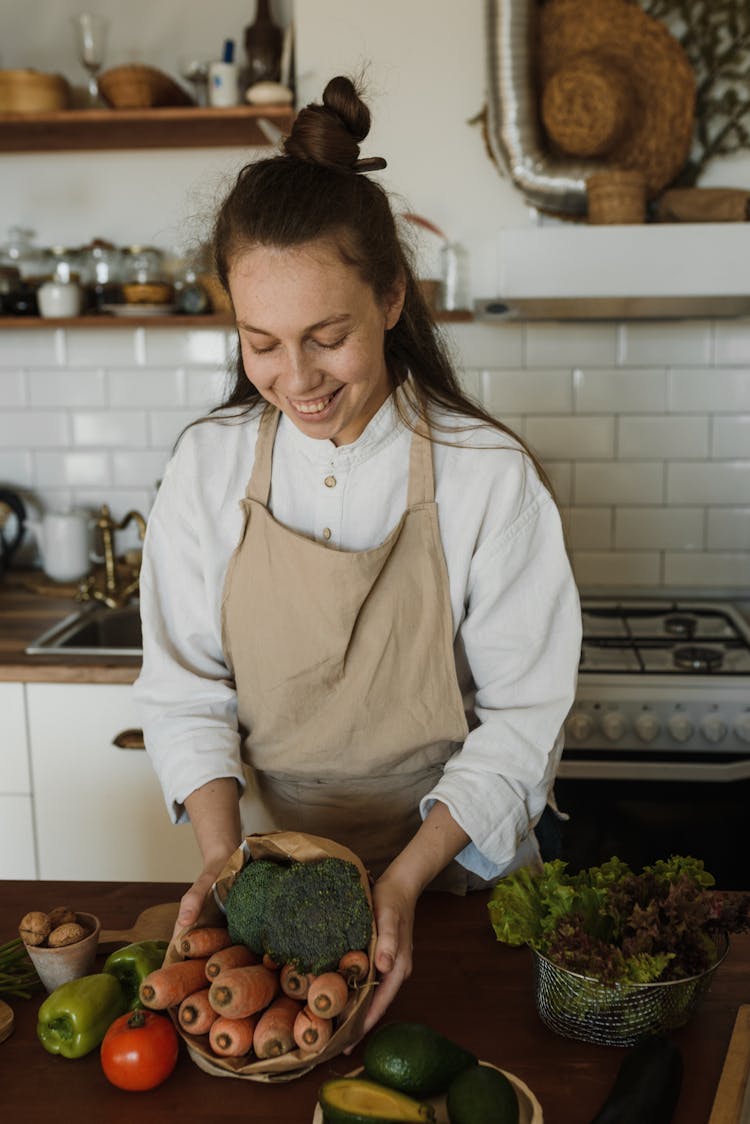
318, 1076, 435, 1124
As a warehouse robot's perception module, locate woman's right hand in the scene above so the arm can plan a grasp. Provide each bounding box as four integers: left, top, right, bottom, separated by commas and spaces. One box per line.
171, 857, 229, 942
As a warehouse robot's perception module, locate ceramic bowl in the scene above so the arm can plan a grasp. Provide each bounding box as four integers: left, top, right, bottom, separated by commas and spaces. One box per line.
24, 912, 101, 992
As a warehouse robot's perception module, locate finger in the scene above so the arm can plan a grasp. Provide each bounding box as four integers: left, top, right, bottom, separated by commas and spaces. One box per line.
373, 908, 399, 974
362, 963, 405, 1033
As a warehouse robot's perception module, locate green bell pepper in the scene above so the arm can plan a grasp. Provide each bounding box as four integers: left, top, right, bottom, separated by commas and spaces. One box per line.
103, 940, 169, 1010
37, 973, 127, 1058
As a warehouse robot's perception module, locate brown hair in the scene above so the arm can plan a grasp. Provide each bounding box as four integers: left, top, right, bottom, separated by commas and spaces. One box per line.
207, 75, 553, 495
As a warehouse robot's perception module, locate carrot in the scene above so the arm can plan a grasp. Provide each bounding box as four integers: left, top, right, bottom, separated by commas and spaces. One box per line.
293, 1005, 333, 1053
308, 971, 349, 1019
205, 944, 259, 980
262, 952, 280, 971
179, 926, 233, 959
338, 949, 370, 985
252, 995, 302, 1058
178, 987, 219, 1035
208, 964, 279, 1019
280, 962, 315, 1000
209, 1014, 258, 1058
139, 958, 210, 1009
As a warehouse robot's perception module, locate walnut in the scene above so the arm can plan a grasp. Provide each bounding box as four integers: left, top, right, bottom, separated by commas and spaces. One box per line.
47, 906, 77, 929
19, 910, 51, 947
47, 922, 88, 948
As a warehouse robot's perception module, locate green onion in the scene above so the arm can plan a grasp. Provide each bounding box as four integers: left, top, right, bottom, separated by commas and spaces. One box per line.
0, 937, 42, 997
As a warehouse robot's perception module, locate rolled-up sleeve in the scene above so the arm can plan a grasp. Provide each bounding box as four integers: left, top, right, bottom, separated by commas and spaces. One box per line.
420, 487, 581, 880
133, 448, 245, 824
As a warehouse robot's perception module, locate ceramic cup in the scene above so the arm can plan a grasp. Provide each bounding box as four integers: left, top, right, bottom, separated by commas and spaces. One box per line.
24, 912, 101, 992
37, 279, 82, 318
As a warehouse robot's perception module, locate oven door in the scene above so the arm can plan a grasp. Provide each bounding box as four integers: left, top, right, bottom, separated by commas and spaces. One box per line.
555, 750, 749, 890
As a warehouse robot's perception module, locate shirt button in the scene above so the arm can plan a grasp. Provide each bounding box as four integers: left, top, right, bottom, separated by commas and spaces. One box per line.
324, 475, 337, 488
322, 527, 332, 541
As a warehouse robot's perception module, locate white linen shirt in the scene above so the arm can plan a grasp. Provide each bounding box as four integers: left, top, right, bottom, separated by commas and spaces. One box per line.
134, 392, 582, 882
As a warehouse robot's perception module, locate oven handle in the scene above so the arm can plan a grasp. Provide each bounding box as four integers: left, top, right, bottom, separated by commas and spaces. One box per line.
557, 757, 750, 782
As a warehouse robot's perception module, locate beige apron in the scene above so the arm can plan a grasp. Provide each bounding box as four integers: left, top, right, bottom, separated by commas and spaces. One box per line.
221, 405, 493, 889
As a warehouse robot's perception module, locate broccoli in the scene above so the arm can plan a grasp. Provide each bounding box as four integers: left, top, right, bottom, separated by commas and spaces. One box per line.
225, 858, 286, 953
225, 856, 372, 974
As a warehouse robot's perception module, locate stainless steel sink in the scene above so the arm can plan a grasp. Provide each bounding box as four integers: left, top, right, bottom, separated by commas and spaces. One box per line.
26, 602, 142, 656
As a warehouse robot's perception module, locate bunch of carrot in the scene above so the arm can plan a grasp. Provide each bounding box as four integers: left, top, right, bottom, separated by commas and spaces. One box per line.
138, 925, 370, 1061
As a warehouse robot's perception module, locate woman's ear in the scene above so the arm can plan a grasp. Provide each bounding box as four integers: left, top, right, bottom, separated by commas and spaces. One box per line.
383, 274, 406, 330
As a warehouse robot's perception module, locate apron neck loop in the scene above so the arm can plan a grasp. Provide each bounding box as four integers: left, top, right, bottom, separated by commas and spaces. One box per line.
245, 405, 279, 504
406, 426, 436, 507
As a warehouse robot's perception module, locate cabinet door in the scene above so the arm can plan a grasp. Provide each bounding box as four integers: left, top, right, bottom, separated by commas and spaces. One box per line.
0, 683, 37, 877
27, 682, 203, 881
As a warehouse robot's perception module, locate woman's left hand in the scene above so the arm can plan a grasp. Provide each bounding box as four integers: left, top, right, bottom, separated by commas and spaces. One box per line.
349, 873, 417, 1045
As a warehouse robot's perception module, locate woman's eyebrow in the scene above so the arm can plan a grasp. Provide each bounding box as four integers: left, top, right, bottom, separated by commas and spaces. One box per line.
237, 314, 353, 335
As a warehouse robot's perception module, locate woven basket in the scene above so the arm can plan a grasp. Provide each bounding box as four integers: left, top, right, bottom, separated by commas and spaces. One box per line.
587, 169, 646, 224
98, 65, 193, 109
533, 932, 728, 1047
538, 0, 696, 197
0, 69, 71, 113
541, 54, 633, 158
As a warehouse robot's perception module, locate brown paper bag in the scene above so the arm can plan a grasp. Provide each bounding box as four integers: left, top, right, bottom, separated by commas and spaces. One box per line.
164, 831, 377, 1082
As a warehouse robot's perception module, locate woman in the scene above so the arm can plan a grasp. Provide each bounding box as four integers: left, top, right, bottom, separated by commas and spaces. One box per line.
134, 76, 581, 1032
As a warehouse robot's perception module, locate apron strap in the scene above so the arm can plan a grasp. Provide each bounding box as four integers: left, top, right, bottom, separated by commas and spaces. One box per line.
245, 405, 279, 504
245, 404, 435, 508
407, 426, 436, 507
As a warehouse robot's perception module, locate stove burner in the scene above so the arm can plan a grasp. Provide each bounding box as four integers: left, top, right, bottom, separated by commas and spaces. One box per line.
663, 614, 696, 639
672, 645, 724, 673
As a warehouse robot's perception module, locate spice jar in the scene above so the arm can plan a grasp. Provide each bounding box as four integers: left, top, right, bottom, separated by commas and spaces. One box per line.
120, 245, 172, 306
79, 240, 123, 310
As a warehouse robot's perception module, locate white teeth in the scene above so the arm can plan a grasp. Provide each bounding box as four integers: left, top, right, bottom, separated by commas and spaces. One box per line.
293, 392, 336, 414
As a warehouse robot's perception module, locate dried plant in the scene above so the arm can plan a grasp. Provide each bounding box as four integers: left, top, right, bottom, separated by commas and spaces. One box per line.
642, 0, 750, 184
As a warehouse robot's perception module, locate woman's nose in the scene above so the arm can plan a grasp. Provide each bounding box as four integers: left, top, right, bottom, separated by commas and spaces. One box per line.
283, 347, 322, 392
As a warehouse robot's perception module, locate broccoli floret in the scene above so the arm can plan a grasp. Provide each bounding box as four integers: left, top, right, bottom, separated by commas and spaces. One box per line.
263, 857, 372, 974
225, 858, 287, 953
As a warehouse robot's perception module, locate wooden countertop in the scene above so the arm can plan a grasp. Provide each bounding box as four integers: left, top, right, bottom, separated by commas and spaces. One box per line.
0, 571, 139, 683
0, 879, 747, 1122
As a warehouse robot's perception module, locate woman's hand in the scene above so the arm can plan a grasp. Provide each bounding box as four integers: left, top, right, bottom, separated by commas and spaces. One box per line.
344, 872, 418, 1050
171, 856, 230, 942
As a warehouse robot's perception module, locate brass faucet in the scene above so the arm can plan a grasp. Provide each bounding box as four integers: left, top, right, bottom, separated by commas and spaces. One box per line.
77, 504, 146, 609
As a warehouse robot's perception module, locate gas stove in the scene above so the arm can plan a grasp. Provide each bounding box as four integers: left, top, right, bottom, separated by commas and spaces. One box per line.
561, 598, 750, 779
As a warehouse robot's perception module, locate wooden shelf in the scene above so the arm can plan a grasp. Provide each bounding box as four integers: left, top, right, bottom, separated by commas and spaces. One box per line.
0, 310, 473, 330
0, 104, 295, 152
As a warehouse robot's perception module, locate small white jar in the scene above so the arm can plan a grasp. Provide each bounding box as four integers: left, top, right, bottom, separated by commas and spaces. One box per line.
37, 279, 82, 318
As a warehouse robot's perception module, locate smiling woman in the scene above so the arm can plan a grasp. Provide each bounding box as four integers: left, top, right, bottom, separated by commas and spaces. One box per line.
133, 74, 581, 1043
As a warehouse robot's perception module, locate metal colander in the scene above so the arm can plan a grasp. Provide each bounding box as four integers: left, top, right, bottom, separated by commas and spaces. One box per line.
532, 933, 729, 1047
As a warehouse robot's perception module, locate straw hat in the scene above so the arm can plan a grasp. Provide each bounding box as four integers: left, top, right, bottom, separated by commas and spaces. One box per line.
537, 0, 696, 198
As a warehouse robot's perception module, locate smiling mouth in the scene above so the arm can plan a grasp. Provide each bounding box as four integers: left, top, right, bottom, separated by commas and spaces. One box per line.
290, 388, 341, 414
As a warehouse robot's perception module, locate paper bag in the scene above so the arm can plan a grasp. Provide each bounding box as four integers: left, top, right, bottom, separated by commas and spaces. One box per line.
165, 830, 377, 1081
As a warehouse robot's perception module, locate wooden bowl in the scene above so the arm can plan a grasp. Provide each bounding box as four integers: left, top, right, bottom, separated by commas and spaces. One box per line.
98, 65, 193, 109
0, 69, 71, 113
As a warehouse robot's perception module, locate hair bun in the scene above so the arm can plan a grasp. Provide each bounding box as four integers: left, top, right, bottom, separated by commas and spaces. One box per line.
283, 75, 374, 171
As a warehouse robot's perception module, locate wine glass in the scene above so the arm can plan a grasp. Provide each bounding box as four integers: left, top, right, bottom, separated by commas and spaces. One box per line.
71, 12, 109, 107
178, 56, 210, 107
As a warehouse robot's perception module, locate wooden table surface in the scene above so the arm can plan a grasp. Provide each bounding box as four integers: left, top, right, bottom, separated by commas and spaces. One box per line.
0, 879, 746, 1122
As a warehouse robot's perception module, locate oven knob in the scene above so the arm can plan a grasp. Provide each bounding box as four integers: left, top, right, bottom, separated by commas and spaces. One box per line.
566, 711, 594, 741
601, 710, 627, 741
634, 713, 660, 743
667, 713, 695, 743
700, 714, 727, 744
734, 714, 750, 744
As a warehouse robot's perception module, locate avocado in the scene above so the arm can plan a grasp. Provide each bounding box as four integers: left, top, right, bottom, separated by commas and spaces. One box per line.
446, 1064, 519, 1124
363, 1022, 477, 1100
317, 1076, 435, 1123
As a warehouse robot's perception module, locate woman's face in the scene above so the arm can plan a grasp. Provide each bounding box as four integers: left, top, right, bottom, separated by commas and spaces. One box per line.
229, 239, 404, 446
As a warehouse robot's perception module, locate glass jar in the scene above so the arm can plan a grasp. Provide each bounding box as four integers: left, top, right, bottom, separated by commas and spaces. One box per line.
0, 226, 54, 286
48, 246, 82, 285
121, 245, 165, 285
79, 240, 123, 310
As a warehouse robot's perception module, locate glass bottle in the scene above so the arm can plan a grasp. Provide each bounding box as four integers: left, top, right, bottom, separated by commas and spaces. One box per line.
439, 242, 470, 311
243, 0, 283, 88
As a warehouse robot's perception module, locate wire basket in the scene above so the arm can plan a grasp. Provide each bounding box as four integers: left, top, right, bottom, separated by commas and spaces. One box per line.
532, 933, 729, 1047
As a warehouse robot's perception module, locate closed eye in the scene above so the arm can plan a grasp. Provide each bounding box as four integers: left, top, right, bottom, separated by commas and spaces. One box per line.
248, 341, 277, 355
315, 336, 348, 350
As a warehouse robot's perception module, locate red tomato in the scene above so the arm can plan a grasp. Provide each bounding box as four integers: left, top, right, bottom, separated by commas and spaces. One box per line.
100, 1009, 179, 1091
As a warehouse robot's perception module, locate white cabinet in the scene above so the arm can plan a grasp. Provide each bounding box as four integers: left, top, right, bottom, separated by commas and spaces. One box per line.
0, 682, 37, 878
27, 682, 203, 881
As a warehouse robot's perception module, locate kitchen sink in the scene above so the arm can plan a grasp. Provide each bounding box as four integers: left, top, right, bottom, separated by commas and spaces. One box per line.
26, 602, 142, 656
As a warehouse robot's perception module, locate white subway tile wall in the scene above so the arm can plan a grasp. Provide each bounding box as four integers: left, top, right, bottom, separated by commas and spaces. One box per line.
1, 321, 749, 590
